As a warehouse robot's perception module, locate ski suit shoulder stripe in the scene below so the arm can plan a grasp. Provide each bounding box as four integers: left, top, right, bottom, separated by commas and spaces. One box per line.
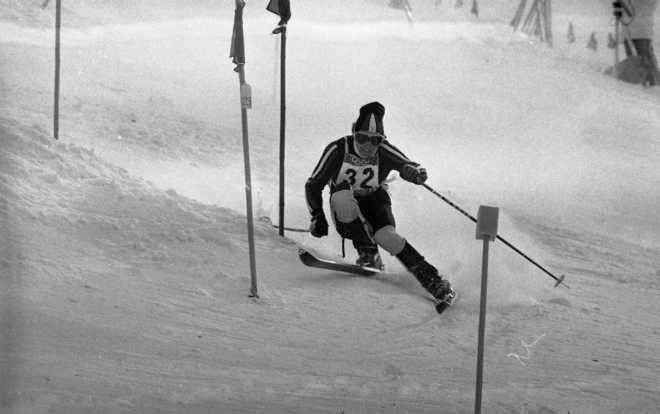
381, 141, 414, 164
310, 142, 341, 180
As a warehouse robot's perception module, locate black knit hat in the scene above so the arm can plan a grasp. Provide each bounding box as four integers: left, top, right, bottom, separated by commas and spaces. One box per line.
353, 101, 385, 135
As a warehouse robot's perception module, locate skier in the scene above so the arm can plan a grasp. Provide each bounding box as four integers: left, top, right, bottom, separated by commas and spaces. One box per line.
304, 101, 453, 302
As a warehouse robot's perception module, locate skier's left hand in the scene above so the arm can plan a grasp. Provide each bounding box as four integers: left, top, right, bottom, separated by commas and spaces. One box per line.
401, 164, 427, 185
309, 211, 329, 238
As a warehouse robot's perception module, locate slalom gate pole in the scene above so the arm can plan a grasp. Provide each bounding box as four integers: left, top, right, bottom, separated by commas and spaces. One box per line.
230, 0, 258, 298
421, 183, 567, 288
474, 206, 499, 414
614, 11, 621, 78
272, 37, 278, 103
272, 23, 287, 237
53, 0, 61, 140
510, 0, 528, 30
544, 0, 553, 46
237, 65, 258, 299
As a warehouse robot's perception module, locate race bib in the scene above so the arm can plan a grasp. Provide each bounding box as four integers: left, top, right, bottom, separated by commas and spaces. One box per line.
336, 153, 379, 196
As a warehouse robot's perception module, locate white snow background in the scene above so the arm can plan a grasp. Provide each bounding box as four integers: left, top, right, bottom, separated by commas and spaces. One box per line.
1, 0, 660, 413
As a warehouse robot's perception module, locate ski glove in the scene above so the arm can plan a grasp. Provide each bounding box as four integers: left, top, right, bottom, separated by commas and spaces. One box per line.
309, 210, 329, 238
401, 164, 428, 185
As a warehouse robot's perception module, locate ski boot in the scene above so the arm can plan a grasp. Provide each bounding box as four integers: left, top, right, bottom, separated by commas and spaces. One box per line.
409, 261, 453, 302
337, 217, 384, 270
356, 245, 384, 270
396, 242, 454, 302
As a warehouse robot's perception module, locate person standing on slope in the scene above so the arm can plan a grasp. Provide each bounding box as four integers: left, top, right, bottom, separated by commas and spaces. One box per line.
615, 0, 659, 85
304, 101, 453, 302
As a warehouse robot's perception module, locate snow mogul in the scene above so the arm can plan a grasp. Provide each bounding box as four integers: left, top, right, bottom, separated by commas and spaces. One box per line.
304, 101, 453, 302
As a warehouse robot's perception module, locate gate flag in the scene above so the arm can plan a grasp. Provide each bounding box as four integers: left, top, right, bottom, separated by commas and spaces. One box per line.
266, 0, 291, 25
230, 0, 246, 65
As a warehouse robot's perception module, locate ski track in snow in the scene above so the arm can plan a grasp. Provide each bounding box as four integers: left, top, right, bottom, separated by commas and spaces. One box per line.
2, 1, 660, 413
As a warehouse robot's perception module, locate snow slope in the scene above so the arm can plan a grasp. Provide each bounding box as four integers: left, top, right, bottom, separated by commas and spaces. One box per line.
2, 1, 660, 413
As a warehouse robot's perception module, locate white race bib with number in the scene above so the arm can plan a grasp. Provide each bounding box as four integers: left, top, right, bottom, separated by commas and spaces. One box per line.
336, 152, 379, 196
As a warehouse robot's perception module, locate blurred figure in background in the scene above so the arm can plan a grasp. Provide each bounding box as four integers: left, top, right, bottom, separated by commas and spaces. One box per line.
388, 0, 414, 24
614, 0, 659, 85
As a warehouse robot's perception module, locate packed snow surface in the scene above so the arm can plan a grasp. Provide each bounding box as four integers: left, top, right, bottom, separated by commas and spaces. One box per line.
2, 1, 660, 413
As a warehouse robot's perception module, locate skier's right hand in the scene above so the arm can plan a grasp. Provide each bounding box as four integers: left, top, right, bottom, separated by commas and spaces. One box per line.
401, 164, 428, 185
309, 210, 329, 238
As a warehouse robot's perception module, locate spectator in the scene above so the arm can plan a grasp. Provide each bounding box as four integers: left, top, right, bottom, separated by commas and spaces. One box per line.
615, 0, 659, 85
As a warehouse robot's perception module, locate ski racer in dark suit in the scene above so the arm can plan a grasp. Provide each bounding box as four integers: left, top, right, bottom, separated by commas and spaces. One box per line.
304, 101, 452, 301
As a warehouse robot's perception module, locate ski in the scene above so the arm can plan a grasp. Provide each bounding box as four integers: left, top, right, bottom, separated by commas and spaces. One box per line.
299, 248, 456, 314
298, 248, 382, 276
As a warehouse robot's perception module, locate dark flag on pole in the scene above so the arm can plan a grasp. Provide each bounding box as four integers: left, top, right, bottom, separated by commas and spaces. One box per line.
230, 0, 246, 65
266, 0, 291, 25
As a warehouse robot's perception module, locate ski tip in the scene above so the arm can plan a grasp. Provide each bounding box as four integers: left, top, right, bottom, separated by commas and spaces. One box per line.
298, 248, 314, 265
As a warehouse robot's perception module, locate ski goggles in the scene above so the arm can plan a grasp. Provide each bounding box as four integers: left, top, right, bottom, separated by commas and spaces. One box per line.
355, 132, 385, 146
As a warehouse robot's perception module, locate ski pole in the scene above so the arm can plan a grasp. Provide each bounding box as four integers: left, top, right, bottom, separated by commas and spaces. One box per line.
273, 225, 308, 233
422, 183, 567, 288
258, 216, 309, 233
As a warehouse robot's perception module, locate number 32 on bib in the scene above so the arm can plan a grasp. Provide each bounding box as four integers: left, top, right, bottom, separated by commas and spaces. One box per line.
337, 153, 379, 196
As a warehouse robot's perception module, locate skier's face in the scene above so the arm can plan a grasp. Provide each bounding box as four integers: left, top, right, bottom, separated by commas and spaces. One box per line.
354, 132, 384, 158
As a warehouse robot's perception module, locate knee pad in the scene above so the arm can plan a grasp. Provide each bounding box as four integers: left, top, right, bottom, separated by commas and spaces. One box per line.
330, 189, 360, 223
374, 225, 406, 256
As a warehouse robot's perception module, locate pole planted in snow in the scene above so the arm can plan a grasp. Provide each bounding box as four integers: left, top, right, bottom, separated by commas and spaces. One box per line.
510, 0, 528, 30
53, 0, 61, 140
267, 0, 291, 237
544, 0, 553, 46
613, 3, 622, 78
273, 23, 287, 237
474, 206, 499, 414
231, 0, 258, 298
238, 67, 258, 298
